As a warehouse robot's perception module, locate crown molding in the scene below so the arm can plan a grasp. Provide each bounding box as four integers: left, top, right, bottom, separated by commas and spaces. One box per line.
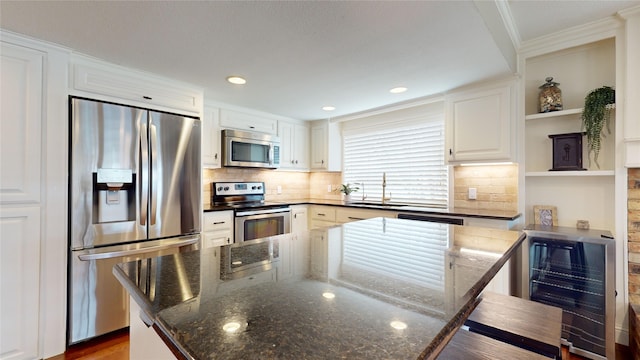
618, 5, 640, 19
519, 16, 622, 59
495, 0, 521, 49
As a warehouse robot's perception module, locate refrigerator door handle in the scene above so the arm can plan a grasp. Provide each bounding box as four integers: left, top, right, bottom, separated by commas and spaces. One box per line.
77, 236, 199, 261
140, 122, 149, 226
149, 122, 158, 226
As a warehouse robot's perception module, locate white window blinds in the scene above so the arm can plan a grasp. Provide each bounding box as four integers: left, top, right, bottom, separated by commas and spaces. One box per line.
342, 116, 447, 207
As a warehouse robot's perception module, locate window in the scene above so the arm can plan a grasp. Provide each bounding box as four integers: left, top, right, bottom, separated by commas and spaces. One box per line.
342, 110, 447, 207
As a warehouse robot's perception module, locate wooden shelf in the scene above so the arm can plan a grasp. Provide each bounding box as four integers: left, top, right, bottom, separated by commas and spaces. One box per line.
525, 170, 614, 177
525, 108, 582, 120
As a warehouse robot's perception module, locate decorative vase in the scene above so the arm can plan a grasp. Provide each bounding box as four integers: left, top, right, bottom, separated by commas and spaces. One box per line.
343, 194, 351, 202
538, 77, 563, 113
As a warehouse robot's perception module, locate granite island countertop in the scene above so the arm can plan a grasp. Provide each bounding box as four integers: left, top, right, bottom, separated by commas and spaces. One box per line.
113, 217, 525, 359
204, 198, 521, 221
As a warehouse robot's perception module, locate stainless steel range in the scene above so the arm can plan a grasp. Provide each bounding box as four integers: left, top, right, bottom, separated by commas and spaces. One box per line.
212, 181, 291, 243
212, 181, 289, 279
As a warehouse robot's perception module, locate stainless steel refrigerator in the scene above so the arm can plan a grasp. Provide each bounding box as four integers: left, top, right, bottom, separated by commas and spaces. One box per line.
68, 97, 202, 345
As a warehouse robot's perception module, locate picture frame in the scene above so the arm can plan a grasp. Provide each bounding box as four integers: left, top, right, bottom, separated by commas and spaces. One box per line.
533, 205, 557, 227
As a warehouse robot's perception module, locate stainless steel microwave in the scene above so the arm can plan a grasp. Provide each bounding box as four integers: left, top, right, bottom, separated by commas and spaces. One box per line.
222, 129, 280, 169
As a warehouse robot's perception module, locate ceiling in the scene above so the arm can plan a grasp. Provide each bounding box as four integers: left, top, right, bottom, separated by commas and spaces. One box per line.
1, 0, 638, 121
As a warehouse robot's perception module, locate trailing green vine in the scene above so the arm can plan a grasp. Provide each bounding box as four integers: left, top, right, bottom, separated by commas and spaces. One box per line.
582, 86, 615, 168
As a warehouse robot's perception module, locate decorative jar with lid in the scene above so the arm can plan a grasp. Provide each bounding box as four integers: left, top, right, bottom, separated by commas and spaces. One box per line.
538, 77, 563, 113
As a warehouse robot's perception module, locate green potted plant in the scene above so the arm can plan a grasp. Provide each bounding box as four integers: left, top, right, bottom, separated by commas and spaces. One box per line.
338, 183, 359, 202
582, 86, 615, 168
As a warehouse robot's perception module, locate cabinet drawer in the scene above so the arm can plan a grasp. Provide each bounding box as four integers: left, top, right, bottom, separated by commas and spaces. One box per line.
203, 231, 232, 248
310, 206, 336, 222
203, 211, 233, 232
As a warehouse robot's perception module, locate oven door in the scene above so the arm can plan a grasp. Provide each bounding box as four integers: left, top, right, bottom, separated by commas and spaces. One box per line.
235, 208, 291, 243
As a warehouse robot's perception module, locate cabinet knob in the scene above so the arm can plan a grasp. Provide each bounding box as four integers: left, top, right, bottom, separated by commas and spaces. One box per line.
213, 221, 225, 225
249, 126, 255, 129
449, 148, 453, 156
321, 160, 325, 164
291, 160, 295, 164
295, 160, 298, 164
214, 153, 218, 160
143, 95, 152, 100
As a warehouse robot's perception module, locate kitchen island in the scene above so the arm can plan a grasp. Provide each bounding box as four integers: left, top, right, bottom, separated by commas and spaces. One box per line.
113, 217, 525, 359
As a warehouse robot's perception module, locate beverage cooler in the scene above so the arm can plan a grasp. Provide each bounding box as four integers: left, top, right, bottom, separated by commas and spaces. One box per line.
523, 225, 615, 360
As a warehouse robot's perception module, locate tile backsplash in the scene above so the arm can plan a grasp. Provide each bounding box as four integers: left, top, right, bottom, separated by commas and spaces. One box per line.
452, 164, 518, 212
202, 168, 342, 205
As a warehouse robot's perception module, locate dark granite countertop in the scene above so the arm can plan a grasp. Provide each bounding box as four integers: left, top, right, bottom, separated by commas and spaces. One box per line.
204, 198, 521, 221
114, 218, 525, 359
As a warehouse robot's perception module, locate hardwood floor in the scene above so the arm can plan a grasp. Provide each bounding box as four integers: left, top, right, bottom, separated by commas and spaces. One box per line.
47, 328, 632, 360
47, 329, 129, 360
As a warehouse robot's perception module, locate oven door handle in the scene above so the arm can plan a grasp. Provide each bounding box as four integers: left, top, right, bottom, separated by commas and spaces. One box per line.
236, 208, 290, 217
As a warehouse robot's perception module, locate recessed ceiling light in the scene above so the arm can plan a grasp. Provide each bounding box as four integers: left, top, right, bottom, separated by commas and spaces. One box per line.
223, 322, 242, 333
322, 292, 335, 299
226, 76, 247, 85
390, 87, 407, 94
322, 106, 336, 111
390, 321, 407, 330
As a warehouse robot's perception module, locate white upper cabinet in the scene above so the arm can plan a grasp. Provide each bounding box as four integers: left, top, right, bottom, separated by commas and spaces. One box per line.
278, 120, 309, 170
310, 119, 342, 171
445, 79, 516, 163
202, 105, 221, 169
219, 109, 277, 135
1, 42, 43, 204
70, 55, 202, 115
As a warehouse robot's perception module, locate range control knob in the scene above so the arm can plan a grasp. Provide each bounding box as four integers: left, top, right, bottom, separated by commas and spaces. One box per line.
217, 186, 223, 191
257, 185, 262, 190
224, 186, 230, 191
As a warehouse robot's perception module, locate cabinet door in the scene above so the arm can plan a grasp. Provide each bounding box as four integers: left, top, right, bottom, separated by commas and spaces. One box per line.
1, 206, 41, 360
293, 124, 310, 169
278, 121, 295, 168
291, 206, 308, 233
310, 123, 327, 169
219, 109, 277, 134
72, 58, 201, 114
1, 42, 43, 204
446, 82, 514, 163
202, 106, 221, 168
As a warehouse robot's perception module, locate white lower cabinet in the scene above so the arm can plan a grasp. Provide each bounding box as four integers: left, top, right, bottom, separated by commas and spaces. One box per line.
129, 297, 175, 360
202, 211, 233, 248
0, 207, 41, 360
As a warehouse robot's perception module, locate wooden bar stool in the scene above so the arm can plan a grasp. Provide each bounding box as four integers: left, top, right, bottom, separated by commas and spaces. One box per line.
464, 291, 563, 359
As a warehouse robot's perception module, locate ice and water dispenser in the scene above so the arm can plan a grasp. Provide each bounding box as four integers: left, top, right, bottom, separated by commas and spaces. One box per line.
93, 168, 136, 224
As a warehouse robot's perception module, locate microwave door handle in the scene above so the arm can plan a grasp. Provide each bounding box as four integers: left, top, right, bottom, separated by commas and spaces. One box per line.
149, 122, 158, 226
140, 122, 149, 226
268, 145, 274, 166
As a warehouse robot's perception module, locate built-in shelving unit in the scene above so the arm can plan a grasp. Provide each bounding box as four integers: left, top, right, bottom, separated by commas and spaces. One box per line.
523, 38, 616, 231
524, 108, 582, 120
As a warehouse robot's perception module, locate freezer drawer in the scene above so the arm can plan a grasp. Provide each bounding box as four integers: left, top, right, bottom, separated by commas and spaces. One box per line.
68, 235, 199, 345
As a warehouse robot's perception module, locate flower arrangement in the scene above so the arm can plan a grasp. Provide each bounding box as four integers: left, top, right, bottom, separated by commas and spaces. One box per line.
582, 86, 615, 168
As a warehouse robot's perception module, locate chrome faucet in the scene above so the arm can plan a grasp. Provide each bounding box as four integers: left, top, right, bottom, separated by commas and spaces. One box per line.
360, 182, 366, 201
382, 172, 387, 204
